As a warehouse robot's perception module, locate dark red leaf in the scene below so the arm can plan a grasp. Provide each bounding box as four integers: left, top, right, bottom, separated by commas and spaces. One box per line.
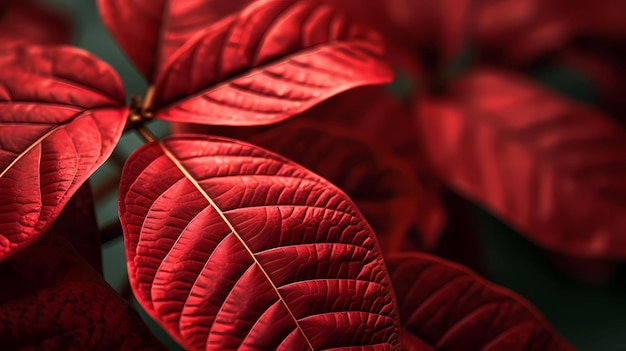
472, 0, 572, 66
387, 253, 573, 350
414, 68, 626, 258
50, 182, 103, 273
119, 135, 401, 350
567, 0, 626, 41
98, 0, 252, 82
0, 232, 165, 350
247, 119, 421, 254
0, 0, 72, 47
0, 46, 127, 261
153, 0, 393, 126
377, 0, 470, 68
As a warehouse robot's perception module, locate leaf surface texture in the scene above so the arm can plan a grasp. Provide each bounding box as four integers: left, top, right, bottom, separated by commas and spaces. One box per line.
0, 46, 127, 260
153, 0, 393, 126
119, 135, 401, 350
387, 253, 574, 351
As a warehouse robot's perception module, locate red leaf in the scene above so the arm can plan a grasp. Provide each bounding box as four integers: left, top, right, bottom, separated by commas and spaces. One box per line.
98, 0, 252, 82
0, 232, 165, 350
247, 119, 421, 254
119, 135, 401, 350
414, 69, 626, 258
0, 0, 72, 47
378, 0, 470, 68
387, 253, 573, 350
153, 0, 393, 126
567, 0, 626, 41
472, 0, 572, 66
0, 46, 127, 261
314, 0, 468, 70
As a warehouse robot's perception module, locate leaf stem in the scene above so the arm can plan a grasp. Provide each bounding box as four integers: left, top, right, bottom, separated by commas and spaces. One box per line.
136, 124, 158, 143
142, 86, 155, 115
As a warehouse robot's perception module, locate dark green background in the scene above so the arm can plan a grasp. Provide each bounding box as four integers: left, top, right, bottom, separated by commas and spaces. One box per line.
41, 1, 626, 349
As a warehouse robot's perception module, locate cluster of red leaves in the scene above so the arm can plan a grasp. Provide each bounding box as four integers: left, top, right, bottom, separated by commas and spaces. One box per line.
1, 0, 624, 350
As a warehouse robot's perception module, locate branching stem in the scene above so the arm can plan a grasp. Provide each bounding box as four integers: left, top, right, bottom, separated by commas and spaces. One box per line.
136, 124, 157, 143
125, 86, 158, 142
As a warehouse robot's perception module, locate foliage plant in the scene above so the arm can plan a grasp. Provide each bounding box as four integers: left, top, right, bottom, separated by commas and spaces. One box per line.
1, 0, 625, 350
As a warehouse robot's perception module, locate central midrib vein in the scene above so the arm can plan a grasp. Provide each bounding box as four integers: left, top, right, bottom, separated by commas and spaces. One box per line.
158, 141, 315, 351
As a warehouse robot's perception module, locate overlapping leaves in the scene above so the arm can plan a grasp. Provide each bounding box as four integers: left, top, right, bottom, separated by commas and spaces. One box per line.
247, 120, 421, 253
98, 0, 252, 81
119, 135, 401, 350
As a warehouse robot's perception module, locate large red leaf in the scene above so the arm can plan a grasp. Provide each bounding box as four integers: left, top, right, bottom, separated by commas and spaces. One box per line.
387, 253, 573, 350
0, 232, 165, 350
0, 0, 72, 47
414, 68, 626, 258
98, 0, 252, 82
0, 46, 127, 261
247, 119, 421, 254
119, 135, 401, 350
153, 0, 393, 126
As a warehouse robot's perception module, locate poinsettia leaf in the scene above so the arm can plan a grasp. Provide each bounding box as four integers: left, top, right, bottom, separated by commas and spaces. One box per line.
0, 0, 72, 47
0, 232, 165, 350
98, 0, 252, 82
119, 135, 401, 350
247, 119, 421, 254
0, 46, 127, 261
414, 68, 626, 258
153, 0, 393, 126
472, 0, 572, 66
387, 253, 574, 350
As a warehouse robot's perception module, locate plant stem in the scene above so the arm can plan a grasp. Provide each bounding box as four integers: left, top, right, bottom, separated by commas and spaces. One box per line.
136, 124, 158, 143
142, 86, 155, 113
